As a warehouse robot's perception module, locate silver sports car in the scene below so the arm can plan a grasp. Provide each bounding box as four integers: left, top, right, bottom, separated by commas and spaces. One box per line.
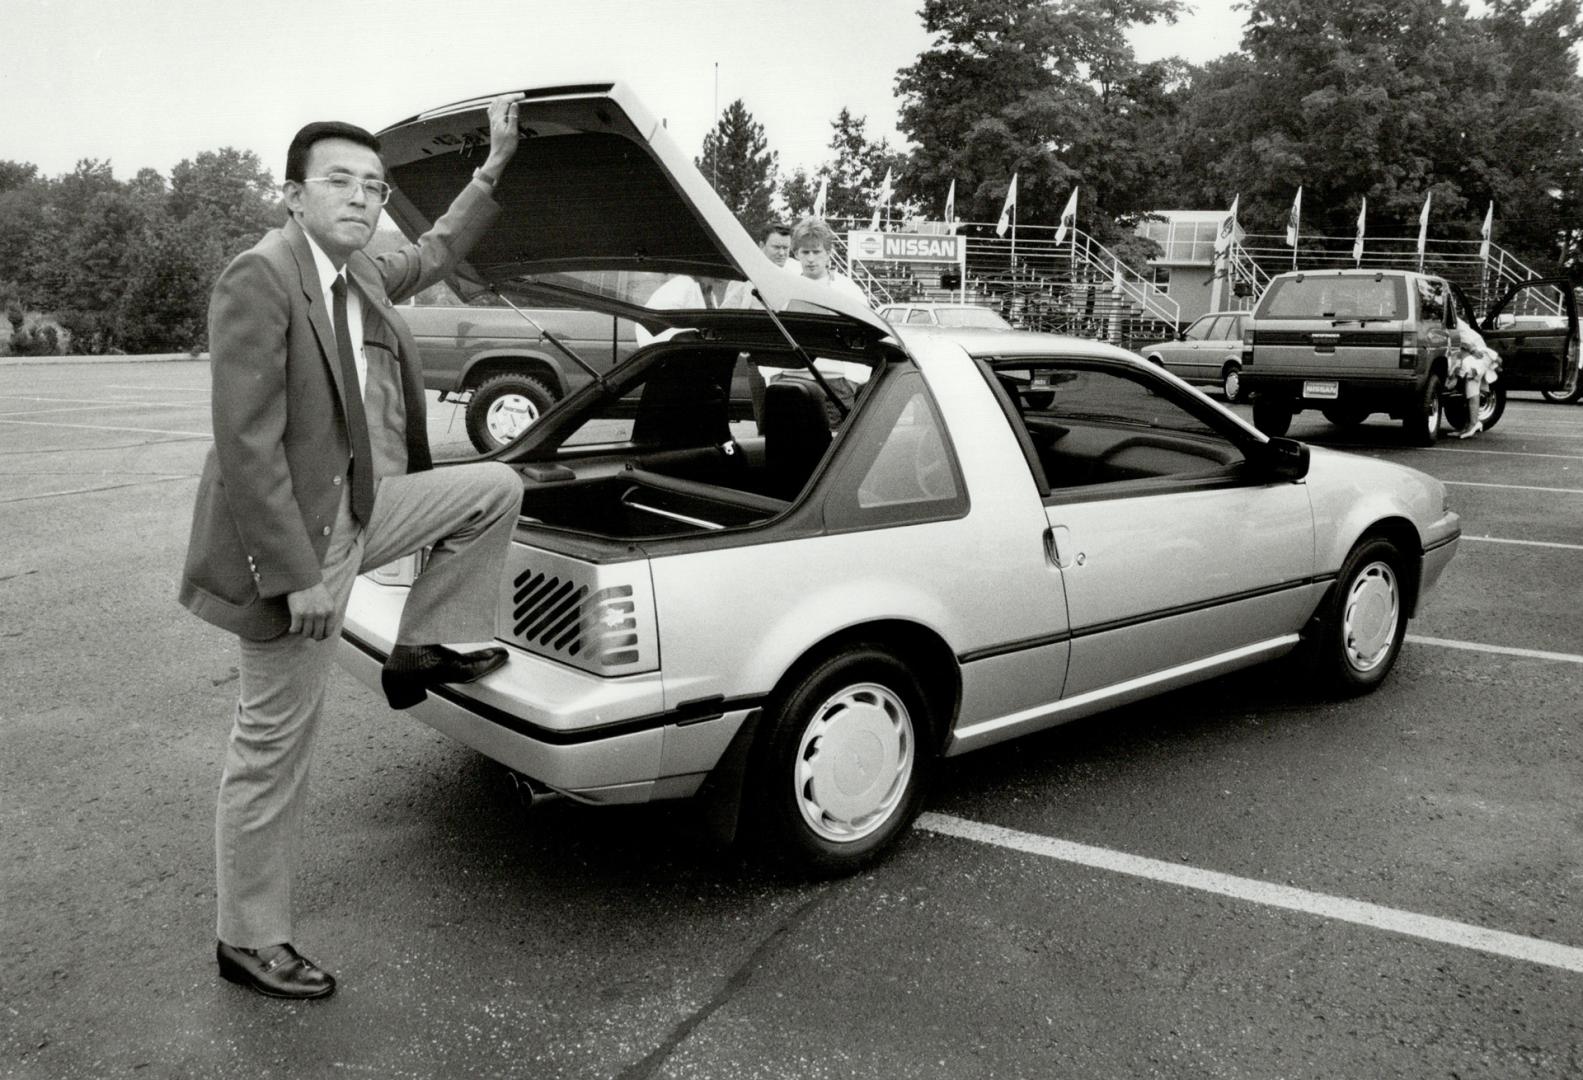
336, 83, 1461, 874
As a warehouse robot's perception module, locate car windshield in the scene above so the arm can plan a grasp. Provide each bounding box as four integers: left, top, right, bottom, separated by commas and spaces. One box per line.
935, 308, 1010, 329
1258, 276, 1406, 320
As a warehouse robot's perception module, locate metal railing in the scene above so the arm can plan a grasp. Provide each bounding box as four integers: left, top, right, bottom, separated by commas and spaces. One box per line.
825, 217, 1181, 348
1236, 233, 1561, 317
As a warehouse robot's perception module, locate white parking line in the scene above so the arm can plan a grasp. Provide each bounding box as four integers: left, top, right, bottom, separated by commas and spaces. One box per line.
916, 813, 1583, 974
1424, 446, 1583, 460
1443, 480, 1583, 494
0, 395, 207, 408
1406, 634, 1583, 665
0, 418, 210, 438
1460, 535, 1583, 551
1, 402, 208, 417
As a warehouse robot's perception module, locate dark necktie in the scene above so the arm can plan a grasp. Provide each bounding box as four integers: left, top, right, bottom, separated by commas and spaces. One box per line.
330, 276, 376, 525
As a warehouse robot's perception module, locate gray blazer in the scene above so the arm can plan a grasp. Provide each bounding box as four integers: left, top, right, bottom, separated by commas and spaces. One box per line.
179, 181, 498, 641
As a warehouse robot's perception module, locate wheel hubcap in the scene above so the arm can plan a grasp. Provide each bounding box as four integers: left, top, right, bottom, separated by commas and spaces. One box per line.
1224, 369, 1240, 400
486, 394, 540, 444
794, 682, 914, 843
1342, 560, 1400, 672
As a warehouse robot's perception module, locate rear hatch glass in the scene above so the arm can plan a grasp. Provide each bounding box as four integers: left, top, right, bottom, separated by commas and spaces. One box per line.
1257, 276, 1407, 321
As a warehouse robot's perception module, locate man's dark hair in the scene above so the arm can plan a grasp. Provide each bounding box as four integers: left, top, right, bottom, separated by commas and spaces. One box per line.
285, 122, 382, 183
761, 221, 792, 241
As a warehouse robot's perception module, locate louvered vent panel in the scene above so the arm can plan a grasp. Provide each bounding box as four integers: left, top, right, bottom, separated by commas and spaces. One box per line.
496, 547, 658, 676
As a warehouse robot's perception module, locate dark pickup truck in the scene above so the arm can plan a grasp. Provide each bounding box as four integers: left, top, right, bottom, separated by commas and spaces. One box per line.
397, 300, 639, 453
1242, 271, 1579, 444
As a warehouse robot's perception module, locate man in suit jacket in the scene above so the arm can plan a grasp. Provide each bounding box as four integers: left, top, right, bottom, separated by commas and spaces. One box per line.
180, 95, 523, 1000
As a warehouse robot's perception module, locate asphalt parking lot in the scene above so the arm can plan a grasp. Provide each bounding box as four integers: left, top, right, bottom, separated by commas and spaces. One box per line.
3, 358, 1580, 1079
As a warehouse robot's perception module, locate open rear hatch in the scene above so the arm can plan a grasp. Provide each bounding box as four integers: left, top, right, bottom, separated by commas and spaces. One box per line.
375, 83, 890, 346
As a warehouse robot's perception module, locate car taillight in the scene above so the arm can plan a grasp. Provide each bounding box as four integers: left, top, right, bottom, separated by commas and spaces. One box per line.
1242, 325, 1254, 361
1400, 331, 1418, 369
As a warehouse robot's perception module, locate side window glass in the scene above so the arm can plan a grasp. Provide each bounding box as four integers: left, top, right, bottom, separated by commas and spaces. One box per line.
825, 370, 967, 529
995, 364, 1242, 495
1185, 317, 1217, 341
906, 309, 932, 324
1416, 278, 1445, 322
856, 390, 958, 509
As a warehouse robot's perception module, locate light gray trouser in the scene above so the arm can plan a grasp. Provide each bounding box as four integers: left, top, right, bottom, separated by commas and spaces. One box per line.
215, 462, 519, 948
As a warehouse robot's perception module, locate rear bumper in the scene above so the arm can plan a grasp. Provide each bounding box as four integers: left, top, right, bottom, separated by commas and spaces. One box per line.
1242, 369, 1423, 409
336, 578, 749, 804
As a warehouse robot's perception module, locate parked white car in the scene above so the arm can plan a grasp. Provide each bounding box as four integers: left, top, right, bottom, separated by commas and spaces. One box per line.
336, 83, 1462, 874
878, 302, 1013, 331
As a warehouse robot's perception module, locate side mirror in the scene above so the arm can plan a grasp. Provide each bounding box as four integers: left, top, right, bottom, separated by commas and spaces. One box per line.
1258, 437, 1309, 481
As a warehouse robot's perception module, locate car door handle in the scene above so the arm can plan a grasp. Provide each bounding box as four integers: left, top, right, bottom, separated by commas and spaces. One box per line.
1045, 525, 1084, 569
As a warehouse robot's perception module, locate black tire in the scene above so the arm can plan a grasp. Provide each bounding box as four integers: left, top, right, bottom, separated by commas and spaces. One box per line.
1252, 396, 1294, 437
1404, 371, 1443, 446
464, 372, 557, 454
1321, 403, 1370, 429
1221, 362, 1243, 403
1540, 364, 1582, 404
1442, 381, 1507, 434
746, 646, 934, 875
1304, 537, 1408, 697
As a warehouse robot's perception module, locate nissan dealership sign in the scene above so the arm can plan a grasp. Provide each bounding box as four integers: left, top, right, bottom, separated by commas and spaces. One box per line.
846, 230, 962, 263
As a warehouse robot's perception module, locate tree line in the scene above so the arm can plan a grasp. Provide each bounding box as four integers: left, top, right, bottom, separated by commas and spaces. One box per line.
705, 0, 1579, 277
2, 0, 1578, 355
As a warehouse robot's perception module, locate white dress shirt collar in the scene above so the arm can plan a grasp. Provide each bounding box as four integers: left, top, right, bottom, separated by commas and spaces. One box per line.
302, 230, 367, 394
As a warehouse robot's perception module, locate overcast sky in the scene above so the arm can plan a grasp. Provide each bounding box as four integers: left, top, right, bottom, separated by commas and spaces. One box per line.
4, 0, 1247, 183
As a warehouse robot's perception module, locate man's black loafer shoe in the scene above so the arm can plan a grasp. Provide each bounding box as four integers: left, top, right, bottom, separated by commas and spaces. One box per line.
380, 643, 508, 709
217, 941, 336, 1000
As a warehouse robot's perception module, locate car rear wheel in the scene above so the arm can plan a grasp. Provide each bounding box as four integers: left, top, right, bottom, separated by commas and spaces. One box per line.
1442, 382, 1507, 433
1305, 537, 1407, 696
1252, 396, 1294, 437
465, 372, 557, 454
1221, 363, 1243, 403
1540, 365, 1582, 403
1404, 372, 1443, 446
747, 646, 933, 875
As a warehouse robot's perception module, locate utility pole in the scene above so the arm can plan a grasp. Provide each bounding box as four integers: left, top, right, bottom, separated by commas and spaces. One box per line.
712, 62, 719, 194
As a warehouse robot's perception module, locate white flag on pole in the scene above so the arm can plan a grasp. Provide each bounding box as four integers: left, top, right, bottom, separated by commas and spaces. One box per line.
1479, 201, 1494, 262
996, 172, 1018, 238
869, 168, 894, 230
1352, 197, 1367, 266
1214, 194, 1240, 257
944, 180, 956, 228
812, 175, 828, 219
1053, 188, 1078, 245
1416, 192, 1432, 259
1285, 187, 1302, 248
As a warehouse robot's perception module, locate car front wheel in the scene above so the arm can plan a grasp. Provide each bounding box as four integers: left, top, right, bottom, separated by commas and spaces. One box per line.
465, 372, 557, 454
1306, 537, 1407, 696
747, 646, 933, 875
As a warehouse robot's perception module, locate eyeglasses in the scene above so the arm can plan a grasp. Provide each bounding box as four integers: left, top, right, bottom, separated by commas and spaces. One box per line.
302, 173, 392, 205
